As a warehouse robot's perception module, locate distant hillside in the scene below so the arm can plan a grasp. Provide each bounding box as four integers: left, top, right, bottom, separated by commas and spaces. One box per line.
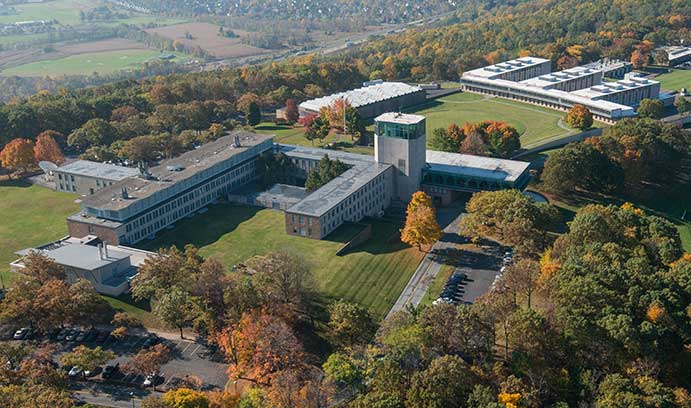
122, 0, 524, 23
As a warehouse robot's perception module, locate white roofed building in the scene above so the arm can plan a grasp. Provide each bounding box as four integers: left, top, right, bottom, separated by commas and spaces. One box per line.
298, 82, 426, 119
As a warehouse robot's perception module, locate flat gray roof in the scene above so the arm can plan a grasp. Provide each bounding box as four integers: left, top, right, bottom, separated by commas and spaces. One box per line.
16, 244, 130, 271
286, 162, 392, 217
425, 151, 530, 183
81, 131, 273, 212
299, 82, 423, 112
56, 160, 140, 181
375, 112, 426, 124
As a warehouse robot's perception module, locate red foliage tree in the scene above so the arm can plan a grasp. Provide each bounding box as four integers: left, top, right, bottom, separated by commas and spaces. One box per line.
0, 138, 35, 176
33, 133, 65, 165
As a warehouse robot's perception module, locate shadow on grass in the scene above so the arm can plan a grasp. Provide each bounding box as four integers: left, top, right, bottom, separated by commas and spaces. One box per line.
255, 124, 294, 132
0, 178, 32, 188
140, 203, 262, 251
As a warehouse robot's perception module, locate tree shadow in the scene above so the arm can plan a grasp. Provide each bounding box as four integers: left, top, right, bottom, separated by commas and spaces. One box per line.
0, 178, 32, 188
140, 204, 262, 251
431, 246, 503, 270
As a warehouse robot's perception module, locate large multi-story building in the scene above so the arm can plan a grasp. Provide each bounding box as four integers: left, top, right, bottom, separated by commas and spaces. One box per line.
63, 116, 531, 244
656, 46, 691, 67
282, 113, 531, 239
298, 81, 426, 119
67, 132, 273, 246
54, 160, 140, 196
460, 57, 661, 121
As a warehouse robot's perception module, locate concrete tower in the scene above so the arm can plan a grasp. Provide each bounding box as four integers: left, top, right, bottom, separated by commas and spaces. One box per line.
374, 112, 426, 202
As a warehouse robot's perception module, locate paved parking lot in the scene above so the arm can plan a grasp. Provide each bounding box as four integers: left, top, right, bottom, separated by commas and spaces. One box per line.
4, 328, 229, 392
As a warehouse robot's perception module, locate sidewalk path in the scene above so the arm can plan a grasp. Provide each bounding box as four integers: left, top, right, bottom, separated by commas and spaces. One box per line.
386, 207, 465, 319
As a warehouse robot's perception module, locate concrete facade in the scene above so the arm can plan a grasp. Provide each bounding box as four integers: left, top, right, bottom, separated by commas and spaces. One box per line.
374, 112, 427, 203
11, 235, 155, 296
67, 132, 273, 246
461, 57, 661, 121
54, 160, 139, 196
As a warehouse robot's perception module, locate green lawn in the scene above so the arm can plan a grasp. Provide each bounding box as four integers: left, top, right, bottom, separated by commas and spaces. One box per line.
420, 264, 454, 306
253, 123, 374, 155
141, 204, 425, 319
655, 69, 691, 92
407, 92, 588, 149
0, 180, 79, 286
2, 50, 189, 77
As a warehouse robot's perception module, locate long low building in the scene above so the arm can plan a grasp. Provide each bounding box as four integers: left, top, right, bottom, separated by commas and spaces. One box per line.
460, 57, 661, 121
67, 132, 273, 246
61, 114, 531, 244
299, 81, 426, 119
657, 46, 691, 67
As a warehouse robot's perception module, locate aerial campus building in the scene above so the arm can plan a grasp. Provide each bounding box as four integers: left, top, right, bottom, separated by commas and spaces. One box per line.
298, 81, 427, 119
11, 235, 155, 296
656, 46, 691, 67
460, 57, 661, 121
53, 160, 140, 196
53, 114, 530, 247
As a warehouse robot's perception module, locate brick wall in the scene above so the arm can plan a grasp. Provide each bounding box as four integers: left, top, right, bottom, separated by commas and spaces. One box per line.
67, 220, 121, 245
285, 212, 322, 239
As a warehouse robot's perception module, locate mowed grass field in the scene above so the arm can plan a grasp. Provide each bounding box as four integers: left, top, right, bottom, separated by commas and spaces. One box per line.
1, 49, 188, 77
408, 92, 580, 148
141, 204, 425, 319
0, 180, 79, 286
0, 0, 94, 25
655, 69, 691, 92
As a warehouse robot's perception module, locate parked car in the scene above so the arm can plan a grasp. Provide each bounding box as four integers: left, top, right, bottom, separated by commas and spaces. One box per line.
75, 331, 88, 342
142, 335, 159, 349
68, 366, 83, 377
102, 363, 119, 379
65, 330, 79, 342
13, 328, 30, 340
56, 328, 71, 341
143, 373, 160, 387
95, 330, 110, 343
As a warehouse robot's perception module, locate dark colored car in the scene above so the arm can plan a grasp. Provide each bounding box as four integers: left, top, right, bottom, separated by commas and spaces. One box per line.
95, 330, 110, 343
102, 363, 119, 379
142, 335, 159, 349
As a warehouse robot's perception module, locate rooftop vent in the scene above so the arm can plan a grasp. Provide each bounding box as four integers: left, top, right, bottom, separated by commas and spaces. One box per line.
166, 165, 185, 172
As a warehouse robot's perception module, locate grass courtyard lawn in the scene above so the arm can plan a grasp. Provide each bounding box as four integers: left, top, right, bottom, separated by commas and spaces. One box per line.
2, 50, 188, 77
408, 92, 589, 149
141, 204, 425, 319
0, 180, 79, 286
254, 122, 374, 155
655, 69, 691, 92
420, 264, 454, 307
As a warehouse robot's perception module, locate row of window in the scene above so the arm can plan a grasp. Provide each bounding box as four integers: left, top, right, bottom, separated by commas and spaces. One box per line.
122, 161, 256, 244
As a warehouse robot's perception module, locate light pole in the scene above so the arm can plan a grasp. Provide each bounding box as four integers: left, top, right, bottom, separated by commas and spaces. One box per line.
129, 391, 135, 408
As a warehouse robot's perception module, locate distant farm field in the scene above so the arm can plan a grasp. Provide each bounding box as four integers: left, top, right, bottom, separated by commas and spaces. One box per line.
0, 0, 95, 25
1, 45, 187, 77
655, 69, 691, 92
146, 22, 268, 59
408, 92, 583, 148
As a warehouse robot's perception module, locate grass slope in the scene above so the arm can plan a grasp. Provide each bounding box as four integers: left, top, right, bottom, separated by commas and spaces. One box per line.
0, 180, 79, 286
655, 69, 691, 92
141, 204, 424, 319
253, 123, 375, 155
408, 92, 581, 148
2, 50, 187, 77
0, 0, 95, 25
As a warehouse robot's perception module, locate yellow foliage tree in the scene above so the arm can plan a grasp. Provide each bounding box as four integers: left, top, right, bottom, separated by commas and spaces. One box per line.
498, 392, 522, 408
401, 192, 442, 251
646, 301, 666, 324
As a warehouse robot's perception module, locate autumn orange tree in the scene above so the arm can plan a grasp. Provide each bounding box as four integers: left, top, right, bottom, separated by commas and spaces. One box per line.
0, 138, 35, 177
33, 133, 64, 165
217, 310, 305, 385
565, 104, 593, 130
401, 191, 442, 251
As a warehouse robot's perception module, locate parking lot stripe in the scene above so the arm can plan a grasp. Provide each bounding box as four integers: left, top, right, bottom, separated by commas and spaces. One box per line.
180, 342, 195, 354
189, 344, 202, 356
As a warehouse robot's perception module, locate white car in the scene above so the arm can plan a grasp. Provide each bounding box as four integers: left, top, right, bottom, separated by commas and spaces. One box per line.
143, 373, 157, 387
68, 366, 83, 377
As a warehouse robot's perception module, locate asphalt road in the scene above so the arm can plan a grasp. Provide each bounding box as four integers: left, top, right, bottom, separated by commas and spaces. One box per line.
386, 206, 465, 318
